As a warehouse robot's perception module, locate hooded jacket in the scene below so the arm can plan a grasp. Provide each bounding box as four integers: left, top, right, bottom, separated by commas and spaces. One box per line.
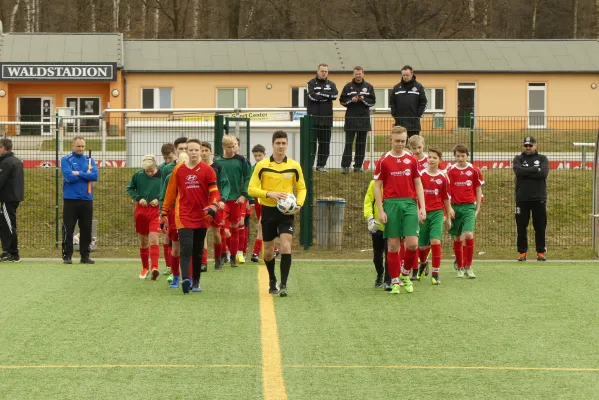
389, 75, 428, 131
339, 79, 376, 132
0, 151, 24, 203
306, 76, 338, 127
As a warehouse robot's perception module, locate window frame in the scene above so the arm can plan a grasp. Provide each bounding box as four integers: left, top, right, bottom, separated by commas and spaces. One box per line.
216, 88, 248, 108
425, 88, 445, 113
141, 87, 172, 110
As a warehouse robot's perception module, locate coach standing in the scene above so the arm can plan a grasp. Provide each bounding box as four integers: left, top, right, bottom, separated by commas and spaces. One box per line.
339, 66, 376, 174
512, 136, 549, 262
307, 63, 338, 173
0, 138, 24, 263
61, 137, 98, 264
389, 65, 428, 138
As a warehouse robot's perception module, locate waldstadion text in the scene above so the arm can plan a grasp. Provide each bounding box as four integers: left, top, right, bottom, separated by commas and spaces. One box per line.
0, 63, 117, 81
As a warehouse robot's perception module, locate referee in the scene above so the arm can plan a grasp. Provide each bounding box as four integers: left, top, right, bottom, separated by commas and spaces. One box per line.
248, 130, 306, 297
512, 136, 549, 262
61, 137, 98, 264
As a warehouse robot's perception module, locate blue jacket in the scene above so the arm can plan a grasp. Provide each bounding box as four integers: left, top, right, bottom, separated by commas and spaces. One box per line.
61, 152, 99, 200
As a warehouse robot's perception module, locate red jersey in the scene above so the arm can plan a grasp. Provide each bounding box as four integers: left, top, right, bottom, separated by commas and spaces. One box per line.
417, 157, 448, 173
446, 163, 484, 204
162, 162, 220, 229
374, 151, 419, 200
420, 170, 450, 212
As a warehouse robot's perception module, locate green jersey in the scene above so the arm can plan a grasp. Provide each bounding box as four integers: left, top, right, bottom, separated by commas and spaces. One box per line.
159, 161, 177, 207
210, 161, 231, 201
213, 154, 251, 201
126, 169, 162, 202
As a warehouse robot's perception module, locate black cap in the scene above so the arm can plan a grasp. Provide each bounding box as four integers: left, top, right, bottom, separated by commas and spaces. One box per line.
523, 136, 536, 145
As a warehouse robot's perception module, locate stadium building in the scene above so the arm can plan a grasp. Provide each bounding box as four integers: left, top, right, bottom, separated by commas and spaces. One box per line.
1, 32, 599, 135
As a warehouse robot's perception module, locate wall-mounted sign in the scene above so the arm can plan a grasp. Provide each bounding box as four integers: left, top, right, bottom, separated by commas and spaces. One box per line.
0, 62, 117, 81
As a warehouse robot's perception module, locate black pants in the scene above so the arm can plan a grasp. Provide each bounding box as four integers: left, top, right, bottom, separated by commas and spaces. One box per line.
515, 201, 547, 253
0, 201, 20, 256
372, 230, 390, 283
62, 199, 93, 259
311, 125, 332, 168
407, 130, 420, 138
341, 131, 368, 169
179, 228, 207, 282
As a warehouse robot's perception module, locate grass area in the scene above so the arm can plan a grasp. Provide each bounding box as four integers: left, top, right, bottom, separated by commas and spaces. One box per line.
1, 261, 598, 399
368, 129, 597, 153
39, 139, 126, 152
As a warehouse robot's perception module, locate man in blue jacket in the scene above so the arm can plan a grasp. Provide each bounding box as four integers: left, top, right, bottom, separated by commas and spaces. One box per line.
61, 137, 98, 264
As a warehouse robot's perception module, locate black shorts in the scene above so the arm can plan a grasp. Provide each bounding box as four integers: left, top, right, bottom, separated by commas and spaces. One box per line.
261, 206, 294, 242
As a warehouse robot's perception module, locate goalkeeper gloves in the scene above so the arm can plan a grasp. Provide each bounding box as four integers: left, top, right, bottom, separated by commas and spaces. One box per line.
203, 204, 218, 222
160, 214, 169, 233
367, 217, 380, 234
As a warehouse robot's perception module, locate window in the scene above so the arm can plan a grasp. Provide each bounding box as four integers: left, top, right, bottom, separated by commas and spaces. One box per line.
141, 88, 172, 109
217, 88, 247, 108
425, 88, 445, 112
374, 88, 392, 109
291, 87, 307, 108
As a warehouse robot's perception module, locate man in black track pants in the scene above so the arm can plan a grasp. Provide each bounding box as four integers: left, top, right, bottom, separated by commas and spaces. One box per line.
0, 138, 24, 263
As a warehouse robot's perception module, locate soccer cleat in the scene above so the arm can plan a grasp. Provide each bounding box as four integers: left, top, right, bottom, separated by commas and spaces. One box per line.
139, 268, 149, 279
279, 285, 288, 297
200, 264, 208, 272
390, 283, 401, 294
453, 261, 458, 271
457, 268, 465, 278
151, 269, 160, 281
251, 253, 260, 263
167, 274, 174, 284
236, 252, 246, 264
400, 276, 414, 293
80, 257, 95, 264
431, 275, 441, 285
374, 275, 383, 289
383, 281, 393, 292
410, 270, 418, 281
518, 253, 527, 262
341, 167, 350, 174
181, 278, 192, 294
230, 259, 238, 268
192, 280, 202, 293
269, 279, 279, 295
163, 266, 172, 275
169, 275, 180, 288
465, 267, 476, 279
214, 258, 223, 271
63, 257, 72, 265
417, 261, 429, 280
537, 252, 547, 261
4, 254, 20, 263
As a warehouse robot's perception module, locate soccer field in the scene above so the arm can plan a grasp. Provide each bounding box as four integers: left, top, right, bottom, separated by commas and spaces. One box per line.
1, 261, 598, 399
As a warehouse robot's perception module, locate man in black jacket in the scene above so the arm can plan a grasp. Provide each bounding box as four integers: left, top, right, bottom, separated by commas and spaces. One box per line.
307, 63, 338, 173
0, 138, 24, 262
389, 65, 428, 138
339, 66, 376, 173
512, 136, 549, 262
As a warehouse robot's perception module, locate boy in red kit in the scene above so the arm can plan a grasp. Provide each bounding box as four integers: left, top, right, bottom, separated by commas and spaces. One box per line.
126, 155, 163, 280
374, 125, 426, 295
161, 139, 221, 294
417, 148, 454, 284
446, 144, 484, 279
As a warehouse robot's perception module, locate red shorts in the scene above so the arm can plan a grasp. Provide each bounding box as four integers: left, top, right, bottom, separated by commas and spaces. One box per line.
167, 207, 179, 241
225, 200, 242, 225
210, 209, 224, 228
254, 202, 262, 221
135, 204, 161, 236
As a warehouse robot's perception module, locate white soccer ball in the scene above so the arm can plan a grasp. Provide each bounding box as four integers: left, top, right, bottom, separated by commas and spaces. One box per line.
277, 194, 297, 213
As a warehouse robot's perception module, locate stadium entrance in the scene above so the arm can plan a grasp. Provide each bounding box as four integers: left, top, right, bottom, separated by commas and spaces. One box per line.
17, 96, 52, 135
457, 82, 476, 128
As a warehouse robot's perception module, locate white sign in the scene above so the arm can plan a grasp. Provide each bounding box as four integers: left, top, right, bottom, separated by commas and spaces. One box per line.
0, 63, 117, 81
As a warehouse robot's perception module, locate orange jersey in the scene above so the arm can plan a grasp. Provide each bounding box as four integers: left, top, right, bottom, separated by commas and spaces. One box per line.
162, 162, 220, 229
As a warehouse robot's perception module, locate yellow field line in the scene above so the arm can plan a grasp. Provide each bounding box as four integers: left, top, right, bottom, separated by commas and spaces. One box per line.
286, 364, 599, 372
0, 364, 258, 370
258, 266, 288, 400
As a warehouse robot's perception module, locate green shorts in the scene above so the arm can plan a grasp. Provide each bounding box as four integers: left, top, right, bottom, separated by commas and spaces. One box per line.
418, 209, 444, 247
383, 198, 419, 239
448, 203, 477, 237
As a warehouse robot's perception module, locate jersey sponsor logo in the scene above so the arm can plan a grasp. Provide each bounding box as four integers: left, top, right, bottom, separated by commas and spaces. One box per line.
466, 180, 472, 186
186, 174, 198, 182
390, 169, 412, 177
284, 173, 292, 178
434, 188, 439, 195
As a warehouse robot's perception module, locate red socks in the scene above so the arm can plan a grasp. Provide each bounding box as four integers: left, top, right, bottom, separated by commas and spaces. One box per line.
419, 247, 431, 263
238, 227, 245, 254
230, 228, 239, 256
202, 248, 208, 266
387, 251, 400, 280
163, 244, 171, 267
220, 229, 227, 256
140, 248, 149, 270
464, 238, 475, 268
149, 245, 160, 270
453, 241, 463, 269
399, 240, 405, 269
171, 256, 180, 276
214, 244, 222, 260
403, 249, 417, 276
412, 248, 419, 271
253, 239, 263, 256
431, 244, 441, 275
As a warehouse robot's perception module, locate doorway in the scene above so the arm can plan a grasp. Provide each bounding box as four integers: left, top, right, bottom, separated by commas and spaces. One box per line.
457, 83, 476, 128
65, 97, 101, 133
527, 83, 546, 128
17, 97, 53, 136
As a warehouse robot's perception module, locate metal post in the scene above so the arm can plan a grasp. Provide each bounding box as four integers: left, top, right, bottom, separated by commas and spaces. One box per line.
299, 115, 314, 249
101, 111, 107, 168
55, 112, 60, 249
214, 114, 224, 156
469, 112, 475, 163
592, 128, 599, 253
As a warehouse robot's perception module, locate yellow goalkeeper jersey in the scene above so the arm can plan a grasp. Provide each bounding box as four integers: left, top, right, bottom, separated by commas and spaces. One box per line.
248, 155, 307, 207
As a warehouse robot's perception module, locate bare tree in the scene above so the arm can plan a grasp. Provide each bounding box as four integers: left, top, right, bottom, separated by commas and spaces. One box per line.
469, 0, 476, 32
482, 0, 490, 38
192, 0, 201, 38
90, 0, 97, 32
532, 0, 538, 38
113, 0, 120, 31
573, 0, 579, 38
124, 0, 131, 34
597, 0, 599, 39
154, 7, 159, 38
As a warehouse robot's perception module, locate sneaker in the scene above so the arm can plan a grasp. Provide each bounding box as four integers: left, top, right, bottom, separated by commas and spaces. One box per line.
4, 254, 20, 262
63, 257, 73, 265
151, 269, 160, 281
80, 257, 95, 264
169, 275, 180, 288
181, 278, 192, 294
192, 280, 202, 293
400, 276, 414, 293
251, 253, 260, 263
390, 283, 401, 294
315, 167, 328, 173
269, 279, 279, 295
215, 258, 223, 271
139, 268, 149, 279
431, 275, 441, 285
341, 167, 350, 174
518, 253, 527, 262
383, 281, 393, 292
374, 275, 383, 289
537, 253, 547, 261
279, 285, 288, 297
163, 266, 172, 275
236, 253, 246, 264
465, 267, 476, 279
230, 259, 238, 268
200, 264, 208, 272
457, 268, 465, 278
0, 252, 9, 261
417, 261, 429, 281
167, 274, 174, 284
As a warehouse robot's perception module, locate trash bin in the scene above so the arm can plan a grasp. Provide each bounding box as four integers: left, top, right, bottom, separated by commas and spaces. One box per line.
74, 219, 98, 252
316, 198, 346, 248
433, 113, 445, 129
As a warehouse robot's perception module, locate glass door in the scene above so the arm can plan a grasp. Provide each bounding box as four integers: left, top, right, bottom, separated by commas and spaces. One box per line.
65, 97, 101, 133
18, 97, 53, 136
